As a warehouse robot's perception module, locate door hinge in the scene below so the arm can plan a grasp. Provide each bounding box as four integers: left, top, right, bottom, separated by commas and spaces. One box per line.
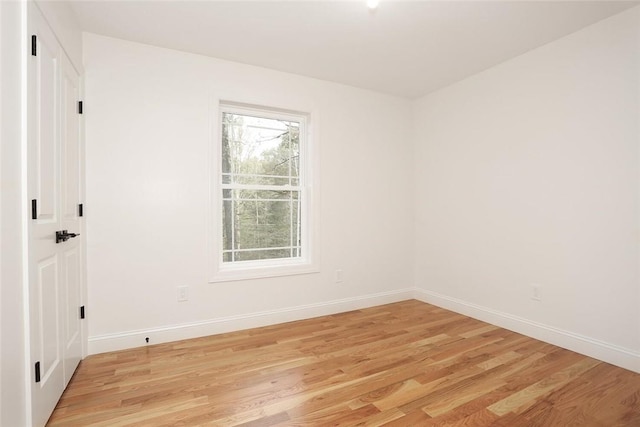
35, 361, 41, 383
31, 199, 37, 220
78, 203, 84, 217
78, 101, 83, 114
31, 35, 37, 56
80, 306, 85, 319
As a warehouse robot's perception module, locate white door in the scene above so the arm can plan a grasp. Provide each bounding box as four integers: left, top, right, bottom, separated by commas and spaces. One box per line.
60, 53, 83, 386
28, 5, 84, 426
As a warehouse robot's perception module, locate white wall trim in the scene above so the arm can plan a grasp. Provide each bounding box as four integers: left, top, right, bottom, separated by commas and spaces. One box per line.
208, 99, 321, 284
89, 286, 640, 374
414, 288, 640, 374
88, 288, 414, 354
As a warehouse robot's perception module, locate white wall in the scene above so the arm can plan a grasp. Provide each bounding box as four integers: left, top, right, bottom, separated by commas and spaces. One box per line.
413, 7, 640, 372
84, 5, 640, 374
1, 2, 27, 425
83, 34, 414, 353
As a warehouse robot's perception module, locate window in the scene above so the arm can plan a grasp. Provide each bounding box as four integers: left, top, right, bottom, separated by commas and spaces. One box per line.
212, 102, 316, 281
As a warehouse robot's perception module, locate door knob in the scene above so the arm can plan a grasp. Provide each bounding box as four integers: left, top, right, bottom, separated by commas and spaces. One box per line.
56, 230, 80, 244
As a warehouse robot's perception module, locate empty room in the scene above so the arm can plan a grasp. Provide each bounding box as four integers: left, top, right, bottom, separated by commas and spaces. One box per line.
2, 0, 640, 425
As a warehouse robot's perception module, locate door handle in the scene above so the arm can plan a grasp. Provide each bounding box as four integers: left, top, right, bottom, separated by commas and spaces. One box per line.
56, 230, 80, 244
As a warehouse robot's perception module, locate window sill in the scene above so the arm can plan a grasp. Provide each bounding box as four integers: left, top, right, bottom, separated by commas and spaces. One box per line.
210, 261, 319, 283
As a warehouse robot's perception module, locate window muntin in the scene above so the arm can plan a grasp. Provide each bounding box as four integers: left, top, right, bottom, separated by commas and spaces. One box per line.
219, 106, 306, 268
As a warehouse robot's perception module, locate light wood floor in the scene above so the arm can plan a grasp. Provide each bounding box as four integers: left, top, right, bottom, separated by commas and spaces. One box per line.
48, 300, 640, 426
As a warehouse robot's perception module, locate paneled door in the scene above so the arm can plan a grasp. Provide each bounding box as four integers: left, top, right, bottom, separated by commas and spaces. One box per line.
60, 51, 83, 388
27, 5, 84, 426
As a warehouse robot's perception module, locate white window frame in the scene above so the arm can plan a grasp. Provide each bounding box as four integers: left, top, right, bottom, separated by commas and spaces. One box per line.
210, 101, 318, 282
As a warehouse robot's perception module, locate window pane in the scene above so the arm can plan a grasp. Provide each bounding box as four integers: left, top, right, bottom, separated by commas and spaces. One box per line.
290, 130, 300, 180
219, 106, 307, 267
292, 196, 301, 252
228, 189, 299, 201
221, 116, 234, 175
235, 248, 295, 262
226, 174, 292, 187
221, 112, 300, 185
233, 199, 294, 250
222, 199, 233, 251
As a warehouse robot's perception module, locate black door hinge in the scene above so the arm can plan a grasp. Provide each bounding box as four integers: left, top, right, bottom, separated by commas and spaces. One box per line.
35, 361, 41, 383
78, 101, 83, 114
31, 199, 37, 220
80, 306, 85, 319
31, 35, 37, 56
78, 203, 84, 217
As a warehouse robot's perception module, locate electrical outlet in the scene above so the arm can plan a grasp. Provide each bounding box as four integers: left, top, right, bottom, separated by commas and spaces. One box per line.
335, 269, 343, 283
531, 284, 541, 301
177, 286, 189, 302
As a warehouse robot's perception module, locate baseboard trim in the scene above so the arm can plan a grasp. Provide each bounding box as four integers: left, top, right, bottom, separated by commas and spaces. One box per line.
88, 288, 415, 355
413, 288, 640, 374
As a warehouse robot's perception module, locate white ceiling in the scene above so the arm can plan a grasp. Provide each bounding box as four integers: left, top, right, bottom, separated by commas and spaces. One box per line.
67, 1, 638, 99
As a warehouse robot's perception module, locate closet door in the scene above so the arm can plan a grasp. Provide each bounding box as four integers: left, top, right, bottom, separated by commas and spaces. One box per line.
60, 53, 83, 388
27, 5, 84, 426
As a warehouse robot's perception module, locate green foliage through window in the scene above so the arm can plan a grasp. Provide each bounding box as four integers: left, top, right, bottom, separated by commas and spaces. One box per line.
221, 109, 303, 263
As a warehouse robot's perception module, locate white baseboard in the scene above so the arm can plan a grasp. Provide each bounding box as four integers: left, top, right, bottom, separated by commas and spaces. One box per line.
89, 286, 640, 374
88, 288, 415, 355
414, 288, 640, 374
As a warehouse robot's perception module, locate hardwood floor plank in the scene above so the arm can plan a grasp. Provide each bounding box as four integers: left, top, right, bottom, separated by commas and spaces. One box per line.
487, 357, 601, 416
48, 300, 640, 426
439, 408, 500, 427
380, 407, 432, 426
353, 408, 406, 426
